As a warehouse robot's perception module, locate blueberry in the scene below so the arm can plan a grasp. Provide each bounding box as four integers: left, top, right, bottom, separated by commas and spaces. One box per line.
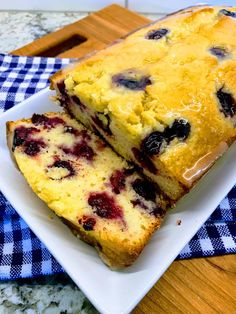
110, 169, 127, 194
131, 199, 148, 210
141, 119, 190, 157
146, 28, 169, 40
112, 72, 152, 90
57, 81, 69, 106
151, 206, 166, 218
132, 179, 156, 202
71, 95, 86, 111
165, 119, 191, 141
88, 192, 123, 219
32, 114, 48, 125
32, 114, 64, 129
92, 113, 112, 136
62, 141, 95, 161
64, 125, 78, 135
13, 131, 25, 148
110, 168, 135, 194
132, 148, 157, 174
217, 88, 236, 117
210, 46, 228, 59
52, 160, 75, 178
82, 217, 96, 231
141, 131, 166, 156
131, 199, 166, 218
12, 127, 39, 151
13, 127, 29, 149
57, 80, 66, 94
73, 142, 95, 161
219, 9, 236, 18
24, 140, 46, 156
132, 198, 165, 218
78, 216, 96, 231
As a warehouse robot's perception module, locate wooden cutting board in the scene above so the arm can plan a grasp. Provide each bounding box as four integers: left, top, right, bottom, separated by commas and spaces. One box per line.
11, 4, 236, 314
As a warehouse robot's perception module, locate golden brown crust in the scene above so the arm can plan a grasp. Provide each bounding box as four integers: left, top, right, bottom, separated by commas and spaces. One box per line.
62, 217, 162, 269
50, 50, 104, 89
6, 120, 24, 169
50, 70, 64, 89
6, 121, 13, 154
49, 5, 214, 90
50, 5, 236, 202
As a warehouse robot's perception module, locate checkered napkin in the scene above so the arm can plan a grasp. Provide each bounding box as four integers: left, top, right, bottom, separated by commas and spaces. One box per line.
0, 53, 236, 280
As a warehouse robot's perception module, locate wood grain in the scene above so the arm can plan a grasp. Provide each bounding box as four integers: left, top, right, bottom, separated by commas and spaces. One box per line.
11, 4, 236, 314
133, 255, 236, 314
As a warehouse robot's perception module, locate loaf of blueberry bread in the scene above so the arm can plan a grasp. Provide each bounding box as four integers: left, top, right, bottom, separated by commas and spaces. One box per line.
51, 6, 236, 201
7, 112, 168, 268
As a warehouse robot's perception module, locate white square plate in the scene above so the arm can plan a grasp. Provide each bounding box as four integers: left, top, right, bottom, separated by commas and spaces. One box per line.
0, 88, 236, 314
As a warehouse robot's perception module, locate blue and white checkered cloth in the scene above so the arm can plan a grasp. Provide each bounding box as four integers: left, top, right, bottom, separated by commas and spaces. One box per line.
0, 53, 236, 280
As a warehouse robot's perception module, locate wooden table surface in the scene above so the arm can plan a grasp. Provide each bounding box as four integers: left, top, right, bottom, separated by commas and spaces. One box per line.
12, 4, 236, 314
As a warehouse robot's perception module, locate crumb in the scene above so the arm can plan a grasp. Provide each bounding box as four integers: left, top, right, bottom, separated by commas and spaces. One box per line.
50, 95, 60, 104
50, 95, 57, 101
48, 215, 54, 220
176, 219, 182, 226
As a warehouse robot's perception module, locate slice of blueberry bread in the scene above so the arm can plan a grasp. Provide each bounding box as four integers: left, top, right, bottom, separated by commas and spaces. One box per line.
51, 5, 236, 201
7, 112, 169, 268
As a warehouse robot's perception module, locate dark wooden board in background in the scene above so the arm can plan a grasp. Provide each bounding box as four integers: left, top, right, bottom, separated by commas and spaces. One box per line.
11, 4, 236, 313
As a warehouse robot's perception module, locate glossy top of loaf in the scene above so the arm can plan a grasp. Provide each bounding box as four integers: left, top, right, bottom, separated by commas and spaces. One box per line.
59, 6, 236, 187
